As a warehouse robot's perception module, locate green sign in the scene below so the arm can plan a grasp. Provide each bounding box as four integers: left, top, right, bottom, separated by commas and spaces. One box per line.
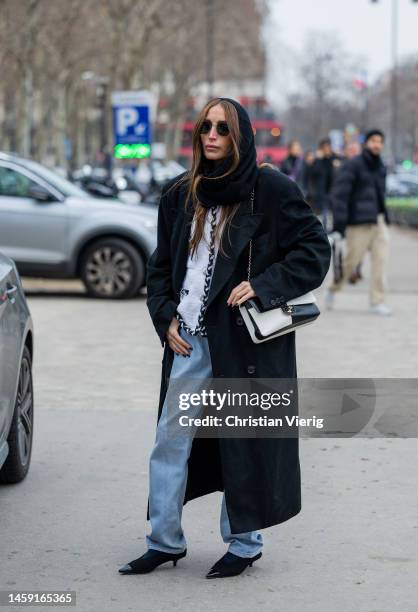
114, 143, 151, 159
402, 160, 413, 171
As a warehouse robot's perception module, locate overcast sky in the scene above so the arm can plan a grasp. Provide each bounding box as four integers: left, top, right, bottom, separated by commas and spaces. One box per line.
265, 0, 418, 107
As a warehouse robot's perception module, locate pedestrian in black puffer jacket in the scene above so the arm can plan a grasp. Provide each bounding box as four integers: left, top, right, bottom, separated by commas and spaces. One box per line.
332, 145, 390, 235
326, 129, 392, 316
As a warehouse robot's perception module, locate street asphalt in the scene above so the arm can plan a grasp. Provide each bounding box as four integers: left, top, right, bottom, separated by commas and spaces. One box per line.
1, 225, 417, 612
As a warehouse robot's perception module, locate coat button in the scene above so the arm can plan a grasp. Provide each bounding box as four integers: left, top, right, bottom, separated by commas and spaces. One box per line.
236, 316, 244, 326
247, 365, 256, 374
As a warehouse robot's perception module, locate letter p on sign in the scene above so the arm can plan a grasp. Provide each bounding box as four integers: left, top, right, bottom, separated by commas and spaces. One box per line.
117, 107, 139, 135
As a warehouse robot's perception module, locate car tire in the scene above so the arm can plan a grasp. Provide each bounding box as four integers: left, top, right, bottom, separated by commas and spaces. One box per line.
80, 238, 145, 299
0, 346, 34, 484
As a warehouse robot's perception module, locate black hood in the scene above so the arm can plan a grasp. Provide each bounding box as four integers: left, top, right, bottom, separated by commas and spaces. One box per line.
196, 97, 258, 208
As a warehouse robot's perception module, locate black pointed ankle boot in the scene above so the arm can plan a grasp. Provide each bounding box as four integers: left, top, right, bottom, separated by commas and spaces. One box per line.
118, 548, 187, 575
206, 551, 262, 578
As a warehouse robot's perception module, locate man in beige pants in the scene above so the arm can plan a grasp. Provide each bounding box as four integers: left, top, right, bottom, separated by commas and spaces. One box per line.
326, 129, 391, 316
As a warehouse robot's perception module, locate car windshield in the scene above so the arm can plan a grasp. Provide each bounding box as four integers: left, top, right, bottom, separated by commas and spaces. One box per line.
22, 159, 88, 197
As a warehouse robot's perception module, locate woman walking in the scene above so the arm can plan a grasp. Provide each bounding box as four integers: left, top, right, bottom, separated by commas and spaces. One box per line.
119, 97, 331, 579
280, 139, 305, 186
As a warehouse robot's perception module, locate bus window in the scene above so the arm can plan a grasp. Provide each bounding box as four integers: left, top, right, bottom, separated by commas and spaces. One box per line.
254, 128, 283, 148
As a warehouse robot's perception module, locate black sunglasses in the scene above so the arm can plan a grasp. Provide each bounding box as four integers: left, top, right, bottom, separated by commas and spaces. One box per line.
199, 119, 230, 137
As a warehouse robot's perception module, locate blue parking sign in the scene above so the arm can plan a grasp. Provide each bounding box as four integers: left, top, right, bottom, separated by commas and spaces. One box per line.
113, 105, 150, 145
111, 91, 154, 158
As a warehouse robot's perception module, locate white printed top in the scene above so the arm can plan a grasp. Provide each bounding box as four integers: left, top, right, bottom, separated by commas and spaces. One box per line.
176, 205, 223, 336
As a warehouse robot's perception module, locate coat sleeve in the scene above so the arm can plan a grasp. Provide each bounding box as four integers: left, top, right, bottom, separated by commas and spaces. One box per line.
331, 159, 357, 235
145, 186, 178, 347
250, 178, 332, 310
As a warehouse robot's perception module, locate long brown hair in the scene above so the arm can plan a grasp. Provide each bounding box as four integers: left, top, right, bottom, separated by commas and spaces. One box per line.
167, 98, 244, 258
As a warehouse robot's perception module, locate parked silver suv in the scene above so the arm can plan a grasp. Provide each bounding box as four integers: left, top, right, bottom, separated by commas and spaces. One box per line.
0, 152, 158, 299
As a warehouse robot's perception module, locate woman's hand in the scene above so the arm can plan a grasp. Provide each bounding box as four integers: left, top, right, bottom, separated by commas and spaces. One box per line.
166, 317, 193, 356
227, 281, 256, 307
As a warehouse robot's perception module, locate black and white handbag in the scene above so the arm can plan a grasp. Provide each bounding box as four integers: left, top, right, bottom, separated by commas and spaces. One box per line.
238, 189, 320, 344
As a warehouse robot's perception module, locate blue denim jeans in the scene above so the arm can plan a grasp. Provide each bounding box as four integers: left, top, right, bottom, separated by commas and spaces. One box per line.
146, 328, 263, 558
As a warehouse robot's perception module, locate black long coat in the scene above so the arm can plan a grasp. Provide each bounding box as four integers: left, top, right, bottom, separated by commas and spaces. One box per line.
311, 154, 343, 214
145, 165, 331, 533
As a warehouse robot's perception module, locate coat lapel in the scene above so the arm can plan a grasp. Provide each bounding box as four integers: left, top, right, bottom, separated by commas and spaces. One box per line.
205, 207, 264, 309
171, 199, 194, 294
171, 197, 264, 308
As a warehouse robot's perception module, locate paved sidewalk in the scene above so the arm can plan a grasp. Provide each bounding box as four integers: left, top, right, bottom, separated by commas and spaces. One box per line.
299, 224, 418, 378
0, 225, 416, 612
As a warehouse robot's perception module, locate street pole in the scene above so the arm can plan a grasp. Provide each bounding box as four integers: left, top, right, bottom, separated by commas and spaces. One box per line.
206, 0, 215, 99
98, 82, 108, 157
362, 83, 369, 133
391, 0, 399, 165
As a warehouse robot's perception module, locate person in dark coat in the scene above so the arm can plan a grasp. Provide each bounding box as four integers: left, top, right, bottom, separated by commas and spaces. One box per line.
342, 141, 364, 284
311, 137, 343, 230
280, 139, 304, 186
326, 129, 392, 315
119, 97, 331, 579
300, 148, 316, 204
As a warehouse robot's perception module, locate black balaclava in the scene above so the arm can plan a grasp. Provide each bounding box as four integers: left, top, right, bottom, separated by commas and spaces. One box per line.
196, 97, 259, 208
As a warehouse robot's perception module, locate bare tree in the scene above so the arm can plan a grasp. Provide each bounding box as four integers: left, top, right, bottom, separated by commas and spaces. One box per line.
0, 0, 266, 167
277, 31, 366, 148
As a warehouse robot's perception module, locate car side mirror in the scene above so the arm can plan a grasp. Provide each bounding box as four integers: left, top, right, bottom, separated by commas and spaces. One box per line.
28, 184, 55, 202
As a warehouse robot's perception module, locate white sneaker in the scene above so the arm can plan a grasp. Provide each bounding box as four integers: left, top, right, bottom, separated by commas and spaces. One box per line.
325, 290, 335, 310
369, 303, 392, 316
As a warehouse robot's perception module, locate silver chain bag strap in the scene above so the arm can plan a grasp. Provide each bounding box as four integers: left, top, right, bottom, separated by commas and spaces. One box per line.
238, 189, 320, 344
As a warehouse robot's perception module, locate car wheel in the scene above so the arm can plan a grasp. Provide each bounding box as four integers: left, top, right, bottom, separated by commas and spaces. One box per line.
0, 346, 34, 484
80, 238, 145, 299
